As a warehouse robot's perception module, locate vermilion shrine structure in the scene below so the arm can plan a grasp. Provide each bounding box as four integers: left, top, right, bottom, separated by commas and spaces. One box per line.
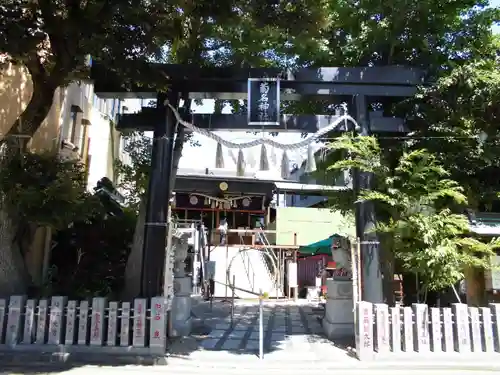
91, 63, 425, 302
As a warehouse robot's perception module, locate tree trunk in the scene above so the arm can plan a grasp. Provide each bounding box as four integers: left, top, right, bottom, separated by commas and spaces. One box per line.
0, 210, 29, 297
6, 74, 58, 141
0, 70, 59, 297
122, 199, 146, 300
465, 266, 486, 306
122, 110, 189, 299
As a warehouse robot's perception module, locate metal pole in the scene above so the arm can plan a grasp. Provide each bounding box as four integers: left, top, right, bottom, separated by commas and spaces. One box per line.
293, 248, 298, 302
259, 288, 264, 359
231, 275, 235, 327
224, 241, 229, 301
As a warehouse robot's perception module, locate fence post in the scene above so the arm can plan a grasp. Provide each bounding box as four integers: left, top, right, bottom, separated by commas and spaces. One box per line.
481, 307, 494, 353
150, 297, 167, 355
412, 303, 430, 353
374, 304, 389, 354
23, 299, 36, 344
490, 303, 500, 352
430, 307, 442, 353
442, 307, 454, 352
402, 306, 413, 352
90, 297, 106, 346
231, 275, 235, 327
469, 307, 482, 352
355, 301, 374, 361
390, 307, 401, 353
6, 295, 26, 346
48, 296, 67, 345
452, 303, 471, 353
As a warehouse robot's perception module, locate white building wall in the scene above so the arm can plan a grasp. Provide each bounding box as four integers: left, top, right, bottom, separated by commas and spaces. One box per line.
86, 108, 116, 191
57, 80, 124, 191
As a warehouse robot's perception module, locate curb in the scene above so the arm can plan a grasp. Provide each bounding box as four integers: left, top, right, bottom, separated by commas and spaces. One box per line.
1, 353, 500, 372
164, 360, 500, 371
0, 352, 167, 367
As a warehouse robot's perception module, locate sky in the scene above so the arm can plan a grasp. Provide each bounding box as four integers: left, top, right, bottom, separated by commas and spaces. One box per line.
493, 0, 500, 34
125, 8, 500, 173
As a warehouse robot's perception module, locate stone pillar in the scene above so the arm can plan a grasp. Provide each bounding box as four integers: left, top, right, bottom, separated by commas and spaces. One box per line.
171, 230, 193, 337
452, 303, 471, 353
323, 279, 354, 339
355, 301, 374, 361
374, 303, 390, 354
412, 303, 430, 353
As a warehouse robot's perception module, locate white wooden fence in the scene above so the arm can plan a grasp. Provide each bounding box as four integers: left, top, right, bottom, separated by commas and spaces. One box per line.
356, 301, 500, 360
0, 295, 167, 356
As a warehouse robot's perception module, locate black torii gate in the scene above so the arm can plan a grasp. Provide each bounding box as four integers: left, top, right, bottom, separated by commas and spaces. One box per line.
91, 63, 424, 301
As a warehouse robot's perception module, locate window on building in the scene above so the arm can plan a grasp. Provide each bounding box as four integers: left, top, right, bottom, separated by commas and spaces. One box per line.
69, 110, 78, 143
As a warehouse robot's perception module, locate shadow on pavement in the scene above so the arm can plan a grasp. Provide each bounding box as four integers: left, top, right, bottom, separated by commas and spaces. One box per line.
167, 299, 357, 362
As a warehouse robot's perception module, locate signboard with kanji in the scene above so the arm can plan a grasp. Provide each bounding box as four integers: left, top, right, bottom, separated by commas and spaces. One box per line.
247, 78, 280, 126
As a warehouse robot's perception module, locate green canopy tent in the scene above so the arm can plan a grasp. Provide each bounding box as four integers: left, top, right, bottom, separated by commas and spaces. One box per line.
299, 234, 344, 256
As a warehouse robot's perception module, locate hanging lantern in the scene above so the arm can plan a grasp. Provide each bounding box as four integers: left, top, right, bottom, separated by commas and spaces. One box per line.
305, 144, 317, 173
280, 150, 290, 179
259, 144, 270, 171
242, 197, 251, 207
189, 195, 199, 205
215, 142, 224, 168
236, 149, 245, 176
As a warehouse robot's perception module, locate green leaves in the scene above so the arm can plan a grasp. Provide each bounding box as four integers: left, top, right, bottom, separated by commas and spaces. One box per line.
379, 209, 495, 291
320, 133, 498, 291
0, 151, 102, 230
114, 132, 152, 210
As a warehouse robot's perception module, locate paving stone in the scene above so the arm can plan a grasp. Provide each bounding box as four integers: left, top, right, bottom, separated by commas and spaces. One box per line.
221, 338, 242, 350
201, 338, 220, 349
209, 330, 227, 338
271, 333, 286, 342
245, 339, 260, 350
272, 326, 286, 332
250, 331, 264, 340
232, 325, 249, 331
228, 330, 248, 339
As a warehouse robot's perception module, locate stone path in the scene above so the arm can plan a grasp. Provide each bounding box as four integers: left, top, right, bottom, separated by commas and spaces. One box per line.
200, 303, 322, 353
172, 300, 355, 364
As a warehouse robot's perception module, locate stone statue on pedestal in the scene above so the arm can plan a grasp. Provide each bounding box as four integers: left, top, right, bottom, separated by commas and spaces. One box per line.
323, 236, 355, 339
170, 229, 193, 337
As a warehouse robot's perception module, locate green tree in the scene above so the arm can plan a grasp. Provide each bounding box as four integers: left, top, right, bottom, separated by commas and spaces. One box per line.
324, 135, 499, 302
0, 0, 330, 297
296, 0, 498, 71
0, 149, 102, 294
0, 0, 172, 142
113, 0, 330, 298
403, 47, 500, 211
